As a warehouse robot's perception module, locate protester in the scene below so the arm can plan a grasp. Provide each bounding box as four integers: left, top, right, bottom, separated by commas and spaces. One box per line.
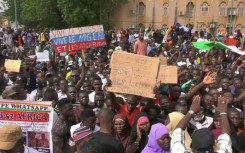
0, 125, 40, 153
90, 108, 125, 153
1, 23, 245, 153
133, 33, 147, 56
142, 123, 171, 153
72, 126, 93, 153
52, 98, 74, 153
113, 114, 131, 149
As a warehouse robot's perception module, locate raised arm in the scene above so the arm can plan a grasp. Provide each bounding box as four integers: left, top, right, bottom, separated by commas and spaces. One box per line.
75, 63, 86, 90
185, 72, 217, 105
176, 95, 201, 130
216, 96, 230, 134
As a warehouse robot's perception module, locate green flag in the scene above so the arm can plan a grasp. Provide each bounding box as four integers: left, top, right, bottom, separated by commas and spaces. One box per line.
192, 41, 245, 55
192, 41, 229, 51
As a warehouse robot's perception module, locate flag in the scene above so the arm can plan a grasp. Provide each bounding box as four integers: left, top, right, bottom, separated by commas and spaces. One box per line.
176, 23, 189, 32
192, 41, 245, 55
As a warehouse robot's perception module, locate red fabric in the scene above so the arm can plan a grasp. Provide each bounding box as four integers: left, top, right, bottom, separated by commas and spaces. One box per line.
69, 51, 75, 55
154, 98, 160, 105
18, 35, 22, 47
226, 38, 238, 46
117, 104, 142, 126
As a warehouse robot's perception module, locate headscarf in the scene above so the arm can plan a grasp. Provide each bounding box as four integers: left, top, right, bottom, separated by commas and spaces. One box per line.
113, 114, 131, 149
212, 129, 221, 140
142, 123, 170, 153
166, 112, 192, 150
137, 116, 149, 125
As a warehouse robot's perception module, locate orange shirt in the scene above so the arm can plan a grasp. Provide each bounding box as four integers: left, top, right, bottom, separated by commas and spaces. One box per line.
237, 128, 243, 136
117, 104, 142, 126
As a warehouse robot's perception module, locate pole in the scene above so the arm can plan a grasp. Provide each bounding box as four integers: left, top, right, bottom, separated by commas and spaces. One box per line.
135, 0, 137, 29
152, 0, 155, 26
188, 0, 191, 27
229, 0, 233, 33
174, 1, 177, 24
99, 0, 101, 24
136, 3, 139, 30
14, 0, 18, 29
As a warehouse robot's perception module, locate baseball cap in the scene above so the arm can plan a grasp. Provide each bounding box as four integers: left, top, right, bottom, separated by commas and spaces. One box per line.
1, 88, 17, 99
0, 125, 22, 150
59, 59, 65, 63
45, 72, 54, 78
69, 51, 75, 56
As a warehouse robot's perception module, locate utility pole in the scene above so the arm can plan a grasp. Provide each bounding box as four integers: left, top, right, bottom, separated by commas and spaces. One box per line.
14, 0, 18, 29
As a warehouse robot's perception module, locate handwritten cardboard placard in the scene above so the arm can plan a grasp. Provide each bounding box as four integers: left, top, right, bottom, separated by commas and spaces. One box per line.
157, 65, 178, 84
159, 57, 167, 65
51, 25, 106, 53
36, 52, 49, 62
108, 52, 159, 98
4, 59, 21, 72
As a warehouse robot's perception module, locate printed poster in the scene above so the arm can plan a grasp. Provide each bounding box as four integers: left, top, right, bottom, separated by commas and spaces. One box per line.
0, 100, 53, 153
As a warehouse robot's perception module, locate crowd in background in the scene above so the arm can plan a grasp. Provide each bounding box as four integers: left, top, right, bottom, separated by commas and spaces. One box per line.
0, 24, 244, 153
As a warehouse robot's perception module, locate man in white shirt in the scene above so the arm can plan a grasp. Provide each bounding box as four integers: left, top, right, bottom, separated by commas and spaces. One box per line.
188, 107, 213, 132
89, 77, 103, 103
57, 79, 68, 100
197, 31, 208, 54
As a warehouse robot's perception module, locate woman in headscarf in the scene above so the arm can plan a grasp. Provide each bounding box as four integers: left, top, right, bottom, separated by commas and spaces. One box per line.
166, 112, 192, 150
113, 114, 131, 149
129, 113, 151, 153
142, 123, 171, 153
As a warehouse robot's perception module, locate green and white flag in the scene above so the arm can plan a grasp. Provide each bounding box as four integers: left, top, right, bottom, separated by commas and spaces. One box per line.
192, 41, 245, 55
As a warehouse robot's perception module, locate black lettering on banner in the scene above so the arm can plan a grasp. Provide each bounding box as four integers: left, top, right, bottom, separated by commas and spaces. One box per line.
0, 111, 3, 118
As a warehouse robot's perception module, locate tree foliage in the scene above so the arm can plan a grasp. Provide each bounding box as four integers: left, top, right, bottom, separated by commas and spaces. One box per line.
3, 0, 22, 23
3, 0, 127, 29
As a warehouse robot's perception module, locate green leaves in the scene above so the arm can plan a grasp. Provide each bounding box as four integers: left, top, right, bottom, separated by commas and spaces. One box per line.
3, 0, 127, 29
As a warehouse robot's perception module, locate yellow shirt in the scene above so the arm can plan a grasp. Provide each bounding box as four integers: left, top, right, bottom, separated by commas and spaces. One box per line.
40, 33, 46, 42
66, 71, 72, 80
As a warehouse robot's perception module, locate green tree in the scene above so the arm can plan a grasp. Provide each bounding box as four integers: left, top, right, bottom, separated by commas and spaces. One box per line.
57, 0, 127, 29
3, 0, 22, 24
20, 0, 66, 28
3, 0, 127, 29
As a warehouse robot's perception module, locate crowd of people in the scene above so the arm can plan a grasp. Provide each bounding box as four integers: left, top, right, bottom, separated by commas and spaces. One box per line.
0, 24, 245, 153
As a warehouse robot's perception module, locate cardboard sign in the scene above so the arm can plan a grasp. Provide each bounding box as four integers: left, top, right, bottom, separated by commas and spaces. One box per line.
0, 100, 54, 153
36, 52, 49, 62
159, 57, 167, 65
51, 25, 106, 53
108, 52, 159, 98
4, 59, 21, 72
157, 65, 178, 84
